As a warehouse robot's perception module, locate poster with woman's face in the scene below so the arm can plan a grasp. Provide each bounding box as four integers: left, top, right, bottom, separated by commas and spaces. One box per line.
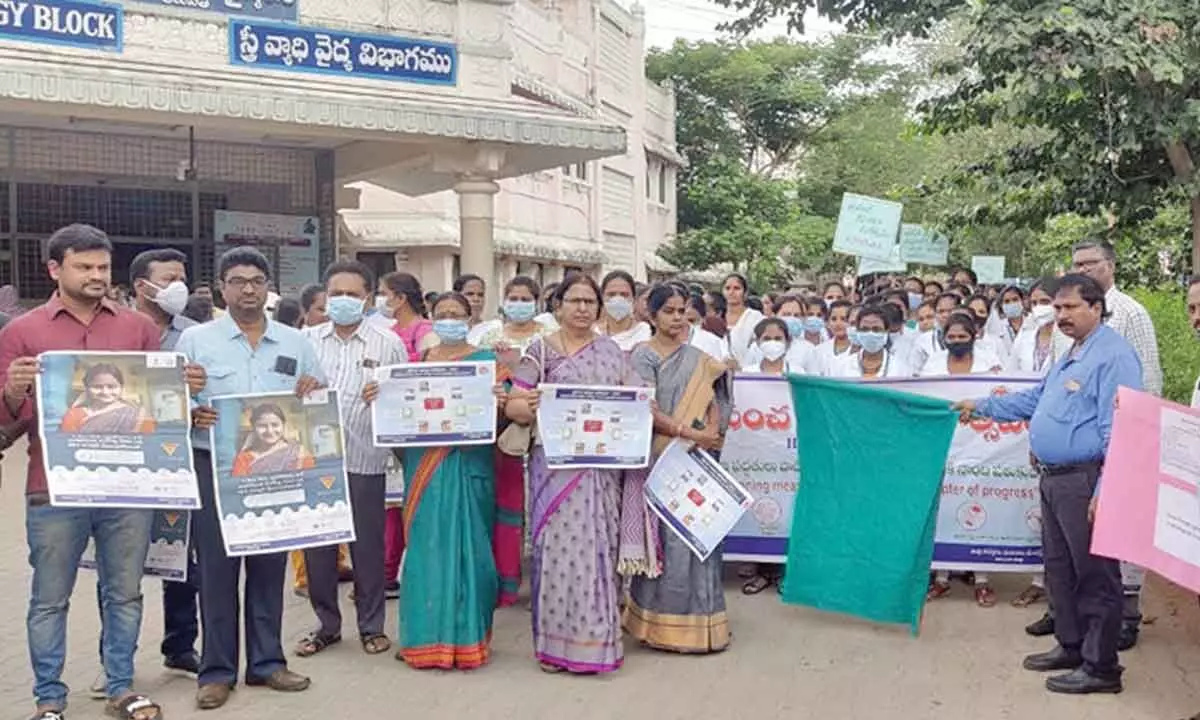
35, 351, 199, 509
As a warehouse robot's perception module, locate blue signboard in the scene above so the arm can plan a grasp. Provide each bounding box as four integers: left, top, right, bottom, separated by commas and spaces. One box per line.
230, 20, 457, 86
128, 0, 296, 22
0, 0, 123, 52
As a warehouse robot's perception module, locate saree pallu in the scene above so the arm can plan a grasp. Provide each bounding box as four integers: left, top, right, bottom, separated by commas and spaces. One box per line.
397, 346, 499, 671
624, 342, 732, 654
491, 360, 524, 608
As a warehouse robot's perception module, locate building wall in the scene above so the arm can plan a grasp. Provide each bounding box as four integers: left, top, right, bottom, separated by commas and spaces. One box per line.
347, 0, 680, 293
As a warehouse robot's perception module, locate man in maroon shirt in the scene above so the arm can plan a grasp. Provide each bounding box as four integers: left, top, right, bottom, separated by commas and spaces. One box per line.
0, 224, 167, 720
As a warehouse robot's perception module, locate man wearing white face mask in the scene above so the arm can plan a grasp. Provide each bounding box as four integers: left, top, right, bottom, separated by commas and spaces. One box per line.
87, 248, 203, 697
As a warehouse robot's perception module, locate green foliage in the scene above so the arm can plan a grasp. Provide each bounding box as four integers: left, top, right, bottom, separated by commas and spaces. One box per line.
1131, 287, 1200, 405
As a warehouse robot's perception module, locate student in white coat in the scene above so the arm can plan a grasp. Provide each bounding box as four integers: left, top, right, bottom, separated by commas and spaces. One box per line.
810, 300, 855, 376
722, 272, 765, 367
1010, 279, 1060, 376
595, 270, 652, 352
685, 293, 729, 363
828, 305, 911, 379
743, 294, 814, 373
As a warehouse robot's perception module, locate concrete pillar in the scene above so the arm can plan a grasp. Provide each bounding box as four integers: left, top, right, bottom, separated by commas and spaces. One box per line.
455, 175, 501, 315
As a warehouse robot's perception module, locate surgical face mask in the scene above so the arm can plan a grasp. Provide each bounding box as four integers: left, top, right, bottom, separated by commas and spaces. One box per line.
759, 339, 787, 361
907, 293, 923, 311
504, 300, 537, 323
605, 296, 633, 321
1031, 304, 1055, 326
433, 319, 469, 343
782, 316, 804, 338
375, 295, 394, 319
857, 331, 888, 354
1002, 302, 1024, 320
946, 340, 973, 358
326, 296, 365, 326
147, 280, 188, 316
803, 317, 825, 334
847, 328, 861, 346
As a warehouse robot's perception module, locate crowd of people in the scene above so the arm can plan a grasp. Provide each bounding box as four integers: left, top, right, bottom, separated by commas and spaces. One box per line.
0, 222, 1187, 720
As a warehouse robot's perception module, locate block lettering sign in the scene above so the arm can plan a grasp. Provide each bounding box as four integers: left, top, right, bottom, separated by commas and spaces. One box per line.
899, 224, 950, 266
832, 192, 905, 262
971, 255, 1007, 284
0, 0, 123, 51
128, 0, 297, 21
230, 20, 458, 86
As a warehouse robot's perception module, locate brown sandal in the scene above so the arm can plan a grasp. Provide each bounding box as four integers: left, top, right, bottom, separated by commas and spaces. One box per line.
1011, 584, 1045, 607
975, 585, 997, 608
295, 631, 341, 657
926, 580, 951, 600
361, 634, 391, 655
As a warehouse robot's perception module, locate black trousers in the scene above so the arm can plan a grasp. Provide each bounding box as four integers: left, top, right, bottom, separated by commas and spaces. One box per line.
1040, 462, 1122, 677
304, 473, 387, 638
193, 450, 288, 686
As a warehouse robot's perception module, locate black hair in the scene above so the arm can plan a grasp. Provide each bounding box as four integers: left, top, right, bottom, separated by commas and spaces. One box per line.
1072, 239, 1117, 262
432, 291, 473, 318
554, 273, 603, 320
323, 259, 375, 293
944, 311, 978, 338
774, 294, 806, 314
688, 293, 708, 317
807, 298, 828, 319
953, 267, 979, 286
884, 289, 907, 305
453, 274, 485, 292
709, 294, 728, 316
504, 275, 540, 298
273, 297, 304, 328
1054, 273, 1108, 317
541, 282, 560, 313
130, 248, 187, 282
947, 283, 972, 298
934, 292, 962, 309
879, 302, 905, 331
647, 284, 689, 317
381, 272, 426, 317
635, 282, 650, 298
250, 402, 287, 426
856, 304, 888, 330
918, 300, 936, 313
299, 284, 326, 313
753, 317, 790, 343
83, 362, 124, 388
763, 291, 780, 308
965, 294, 992, 315
823, 281, 846, 296
722, 272, 751, 295
48, 224, 112, 264
904, 276, 924, 289
182, 293, 213, 323
745, 296, 764, 312
828, 299, 852, 316
924, 280, 944, 293
601, 270, 636, 295
1029, 277, 1057, 298
218, 246, 270, 281
999, 284, 1026, 302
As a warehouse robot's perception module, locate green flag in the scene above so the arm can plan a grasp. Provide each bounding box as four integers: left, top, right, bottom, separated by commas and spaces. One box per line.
781, 375, 958, 634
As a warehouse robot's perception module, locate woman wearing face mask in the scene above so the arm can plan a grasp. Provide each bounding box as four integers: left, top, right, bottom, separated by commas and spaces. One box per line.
745, 295, 813, 374
811, 300, 854, 376
596, 270, 652, 352
626, 285, 732, 654
995, 284, 1028, 353
686, 293, 729, 363
505, 274, 649, 675
472, 275, 549, 607
828, 305, 910, 379
965, 294, 1008, 365
381, 272, 435, 362
1010, 279, 1060, 375
722, 273, 764, 367
396, 292, 507, 670
800, 298, 830, 348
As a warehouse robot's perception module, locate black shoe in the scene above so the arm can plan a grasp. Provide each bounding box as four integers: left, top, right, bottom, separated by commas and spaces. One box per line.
1045, 668, 1122, 694
1022, 646, 1083, 672
1118, 626, 1139, 651
385, 581, 400, 600
1025, 613, 1054, 637
164, 651, 201, 675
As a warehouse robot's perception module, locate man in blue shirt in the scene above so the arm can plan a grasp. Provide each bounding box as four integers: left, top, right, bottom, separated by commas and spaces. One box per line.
176, 247, 325, 711
955, 274, 1142, 695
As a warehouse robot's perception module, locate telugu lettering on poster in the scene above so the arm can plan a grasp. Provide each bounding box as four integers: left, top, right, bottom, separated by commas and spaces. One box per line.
536, 384, 653, 470
371, 362, 497, 447
230, 19, 458, 86
81, 510, 192, 581
831, 192, 904, 262
209, 389, 354, 557
899, 224, 950, 266
0, 0, 123, 52
36, 351, 199, 509
645, 440, 754, 561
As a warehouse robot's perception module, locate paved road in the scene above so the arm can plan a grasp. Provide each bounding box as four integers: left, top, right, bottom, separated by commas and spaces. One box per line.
0, 443, 1198, 720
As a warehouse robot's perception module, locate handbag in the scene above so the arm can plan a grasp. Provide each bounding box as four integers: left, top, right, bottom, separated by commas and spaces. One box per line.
497, 338, 543, 457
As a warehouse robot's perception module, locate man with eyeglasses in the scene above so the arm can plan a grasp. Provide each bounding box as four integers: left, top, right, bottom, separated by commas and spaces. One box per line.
175, 247, 326, 711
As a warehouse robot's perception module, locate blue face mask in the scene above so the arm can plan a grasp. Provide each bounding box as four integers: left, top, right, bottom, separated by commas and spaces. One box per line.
908, 293, 923, 311
847, 328, 861, 346
326, 295, 365, 326
803, 317, 825, 334
433, 319, 469, 343
1002, 302, 1023, 319
782, 316, 805, 338
858, 331, 888, 354
504, 300, 537, 323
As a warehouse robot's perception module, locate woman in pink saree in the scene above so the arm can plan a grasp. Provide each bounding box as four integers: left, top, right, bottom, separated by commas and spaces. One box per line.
231, 403, 315, 477
505, 273, 654, 674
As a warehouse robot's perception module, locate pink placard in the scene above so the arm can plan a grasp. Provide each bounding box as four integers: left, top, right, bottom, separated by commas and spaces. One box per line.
1092, 388, 1200, 594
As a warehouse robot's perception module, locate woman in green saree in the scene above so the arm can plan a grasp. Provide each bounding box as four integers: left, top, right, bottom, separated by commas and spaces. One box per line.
396, 291, 505, 670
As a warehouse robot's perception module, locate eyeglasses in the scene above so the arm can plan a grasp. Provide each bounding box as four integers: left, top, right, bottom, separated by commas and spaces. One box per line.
225, 276, 268, 290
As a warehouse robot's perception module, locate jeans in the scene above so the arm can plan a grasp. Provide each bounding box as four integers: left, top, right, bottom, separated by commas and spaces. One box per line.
27, 504, 153, 708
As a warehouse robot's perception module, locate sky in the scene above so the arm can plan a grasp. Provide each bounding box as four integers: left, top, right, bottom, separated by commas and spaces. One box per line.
634, 0, 842, 50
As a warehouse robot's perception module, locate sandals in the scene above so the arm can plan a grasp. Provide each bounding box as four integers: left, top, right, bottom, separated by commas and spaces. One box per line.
539, 662, 564, 674
926, 580, 951, 600
742, 575, 773, 595
31, 711, 65, 720
975, 585, 997, 608
295, 631, 341, 657
105, 694, 162, 720
361, 634, 391, 655
1011, 584, 1045, 607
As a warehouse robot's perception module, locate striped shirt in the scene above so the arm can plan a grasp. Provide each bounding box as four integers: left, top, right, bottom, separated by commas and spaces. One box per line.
304, 320, 406, 475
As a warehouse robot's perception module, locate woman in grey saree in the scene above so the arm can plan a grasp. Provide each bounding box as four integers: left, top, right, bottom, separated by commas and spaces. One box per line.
624, 285, 733, 654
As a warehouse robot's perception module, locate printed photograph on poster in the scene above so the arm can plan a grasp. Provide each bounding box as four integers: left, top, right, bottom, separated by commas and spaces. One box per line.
209, 389, 354, 557
536, 384, 653, 469
36, 351, 198, 509
213, 210, 319, 297
80, 510, 192, 581
721, 375, 798, 563
644, 440, 754, 561
371, 362, 497, 447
